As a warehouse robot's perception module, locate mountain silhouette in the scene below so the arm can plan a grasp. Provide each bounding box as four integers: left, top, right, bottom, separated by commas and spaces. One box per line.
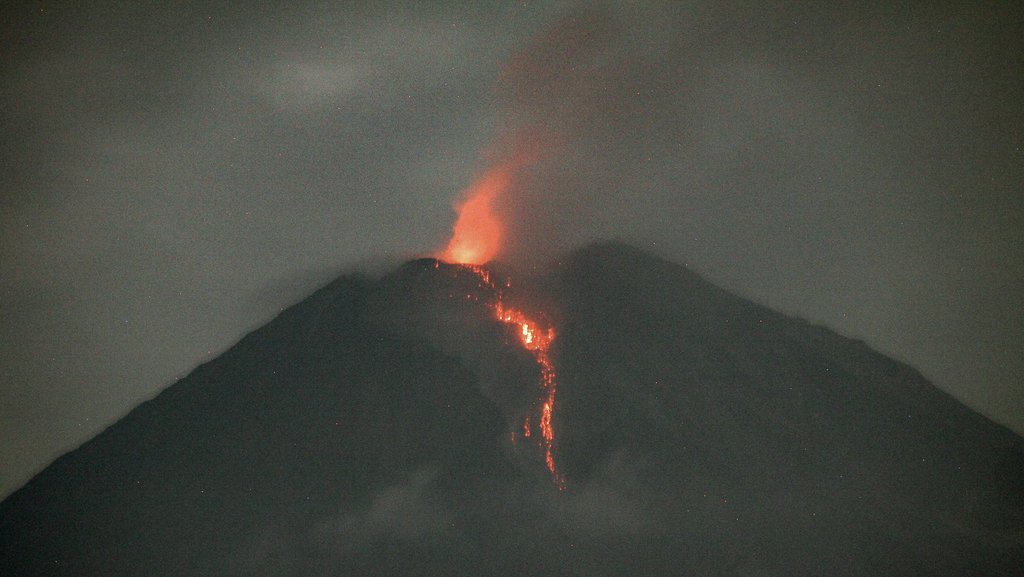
2, 242, 1021, 576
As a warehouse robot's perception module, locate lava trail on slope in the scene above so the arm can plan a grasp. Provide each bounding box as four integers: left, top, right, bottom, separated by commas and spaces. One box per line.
446, 262, 565, 489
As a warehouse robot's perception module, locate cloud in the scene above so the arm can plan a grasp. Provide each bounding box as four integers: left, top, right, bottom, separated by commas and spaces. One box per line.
544, 449, 659, 538
312, 467, 452, 554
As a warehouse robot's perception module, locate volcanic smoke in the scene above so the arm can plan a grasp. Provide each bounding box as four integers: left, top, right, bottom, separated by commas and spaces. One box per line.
438, 161, 565, 490
439, 164, 511, 266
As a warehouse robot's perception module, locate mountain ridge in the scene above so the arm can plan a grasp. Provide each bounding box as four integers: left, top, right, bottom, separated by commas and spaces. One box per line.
2, 241, 1021, 576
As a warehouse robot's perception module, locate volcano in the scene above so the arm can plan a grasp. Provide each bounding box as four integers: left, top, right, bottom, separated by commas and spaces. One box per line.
1, 242, 1021, 576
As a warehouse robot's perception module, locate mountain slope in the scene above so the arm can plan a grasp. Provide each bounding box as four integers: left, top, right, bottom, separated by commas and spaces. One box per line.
1, 242, 1021, 576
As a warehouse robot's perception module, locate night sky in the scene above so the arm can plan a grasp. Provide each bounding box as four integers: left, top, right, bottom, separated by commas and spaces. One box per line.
2, 1, 1021, 499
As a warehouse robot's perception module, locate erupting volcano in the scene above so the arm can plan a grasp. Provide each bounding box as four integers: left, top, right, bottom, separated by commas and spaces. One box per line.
1, 145, 1021, 575
4, 140, 1022, 577
438, 161, 565, 489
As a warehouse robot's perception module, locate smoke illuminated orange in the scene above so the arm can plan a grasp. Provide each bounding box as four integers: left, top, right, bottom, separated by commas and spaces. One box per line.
439, 166, 512, 265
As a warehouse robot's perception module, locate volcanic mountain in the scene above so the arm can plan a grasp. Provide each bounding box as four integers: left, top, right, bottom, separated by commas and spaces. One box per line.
1, 242, 1021, 576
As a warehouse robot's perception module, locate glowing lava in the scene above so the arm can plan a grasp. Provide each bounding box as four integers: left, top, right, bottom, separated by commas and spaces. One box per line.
459, 264, 565, 490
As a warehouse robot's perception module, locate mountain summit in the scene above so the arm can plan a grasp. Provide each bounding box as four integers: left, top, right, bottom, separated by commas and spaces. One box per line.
2, 242, 1021, 576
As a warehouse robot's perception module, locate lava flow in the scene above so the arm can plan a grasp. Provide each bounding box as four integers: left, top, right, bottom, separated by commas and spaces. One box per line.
438, 159, 565, 489
459, 264, 565, 490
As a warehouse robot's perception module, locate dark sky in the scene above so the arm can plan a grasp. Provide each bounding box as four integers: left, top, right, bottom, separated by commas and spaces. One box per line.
1, 1, 1021, 498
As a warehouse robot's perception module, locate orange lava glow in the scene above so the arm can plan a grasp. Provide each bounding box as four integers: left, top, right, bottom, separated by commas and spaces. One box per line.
454, 264, 566, 490
439, 165, 513, 265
